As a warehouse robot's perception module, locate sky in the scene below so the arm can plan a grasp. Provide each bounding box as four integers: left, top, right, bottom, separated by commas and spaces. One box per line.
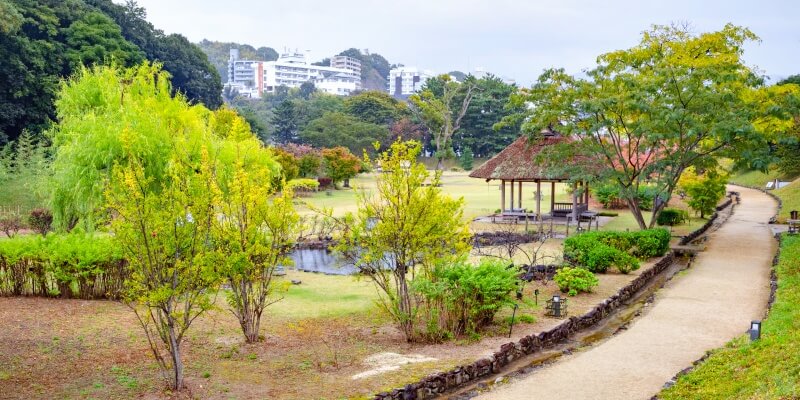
124, 0, 800, 85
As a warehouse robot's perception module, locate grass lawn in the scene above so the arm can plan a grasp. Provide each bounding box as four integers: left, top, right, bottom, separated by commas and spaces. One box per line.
775, 179, 800, 223
660, 235, 800, 399
299, 171, 576, 221
728, 168, 787, 188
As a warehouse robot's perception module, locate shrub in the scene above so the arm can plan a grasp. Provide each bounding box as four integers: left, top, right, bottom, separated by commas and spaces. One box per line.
564, 228, 669, 273
0, 232, 126, 298
317, 177, 333, 189
413, 258, 518, 340
286, 178, 320, 195
554, 266, 599, 296
657, 208, 688, 226
0, 214, 22, 237
631, 228, 671, 258
28, 208, 52, 236
585, 244, 621, 273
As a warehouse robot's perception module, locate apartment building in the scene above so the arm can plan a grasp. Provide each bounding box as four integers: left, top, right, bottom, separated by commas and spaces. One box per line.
224, 49, 362, 98
387, 66, 434, 98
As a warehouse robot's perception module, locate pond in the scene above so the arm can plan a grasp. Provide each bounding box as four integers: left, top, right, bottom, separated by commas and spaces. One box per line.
286, 248, 359, 275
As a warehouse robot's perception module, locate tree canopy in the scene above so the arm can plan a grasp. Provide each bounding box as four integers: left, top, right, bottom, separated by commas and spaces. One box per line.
0, 0, 223, 144
507, 24, 800, 229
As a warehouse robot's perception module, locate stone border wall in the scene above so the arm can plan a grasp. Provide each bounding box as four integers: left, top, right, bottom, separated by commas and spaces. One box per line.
373, 203, 733, 400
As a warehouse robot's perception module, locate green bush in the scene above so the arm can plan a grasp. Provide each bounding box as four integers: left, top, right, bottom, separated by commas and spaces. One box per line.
631, 228, 671, 258
584, 244, 618, 273
554, 266, 599, 296
0, 232, 126, 298
413, 258, 518, 340
657, 208, 688, 226
564, 228, 670, 273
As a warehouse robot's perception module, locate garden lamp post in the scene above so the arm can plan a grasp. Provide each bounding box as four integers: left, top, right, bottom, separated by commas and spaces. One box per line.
750, 320, 761, 341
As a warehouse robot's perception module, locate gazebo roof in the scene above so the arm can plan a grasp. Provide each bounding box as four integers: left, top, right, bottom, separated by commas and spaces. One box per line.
469, 133, 570, 181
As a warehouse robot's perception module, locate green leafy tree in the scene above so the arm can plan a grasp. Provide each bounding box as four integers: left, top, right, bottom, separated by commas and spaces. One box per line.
106, 146, 220, 391
455, 75, 521, 158
89, 0, 223, 108
321, 146, 361, 188
410, 75, 476, 170
301, 111, 390, 154
678, 167, 728, 218
343, 90, 409, 125
333, 140, 470, 341
64, 11, 143, 70
49, 63, 207, 230
215, 155, 300, 343
298, 81, 316, 100
505, 24, 799, 229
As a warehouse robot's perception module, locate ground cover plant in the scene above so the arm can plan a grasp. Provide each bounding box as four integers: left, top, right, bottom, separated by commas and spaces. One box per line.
660, 235, 800, 399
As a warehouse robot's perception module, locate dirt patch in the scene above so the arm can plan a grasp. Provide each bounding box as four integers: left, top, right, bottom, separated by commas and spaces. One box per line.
352, 353, 438, 380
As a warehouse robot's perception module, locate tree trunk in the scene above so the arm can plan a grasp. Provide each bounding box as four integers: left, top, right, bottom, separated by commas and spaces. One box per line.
626, 196, 648, 230
343, 178, 350, 188
436, 157, 444, 171
168, 325, 183, 390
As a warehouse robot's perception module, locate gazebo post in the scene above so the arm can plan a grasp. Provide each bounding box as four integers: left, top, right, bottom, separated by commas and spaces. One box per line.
500, 180, 506, 213
536, 180, 542, 234
550, 181, 556, 215
584, 181, 590, 206
518, 181, 523, 210
510, 179, 515, 211
572, 181, 578, 222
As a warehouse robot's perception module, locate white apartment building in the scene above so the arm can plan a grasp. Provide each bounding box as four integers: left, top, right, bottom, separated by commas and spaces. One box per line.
387, 66, 434, 98
224, 49, 362, 98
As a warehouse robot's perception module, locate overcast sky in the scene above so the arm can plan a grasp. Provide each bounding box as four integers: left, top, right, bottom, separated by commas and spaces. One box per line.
125, 0, 799, 85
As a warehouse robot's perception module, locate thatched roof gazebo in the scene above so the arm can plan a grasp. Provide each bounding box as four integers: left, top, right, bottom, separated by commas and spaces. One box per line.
469, 132, 590, 222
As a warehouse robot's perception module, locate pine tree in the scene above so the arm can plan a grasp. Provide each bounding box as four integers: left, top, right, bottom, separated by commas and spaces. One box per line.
271, 100, 298, 144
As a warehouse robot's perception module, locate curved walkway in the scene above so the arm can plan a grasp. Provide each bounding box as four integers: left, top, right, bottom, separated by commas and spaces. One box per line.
476, 186, 777, 400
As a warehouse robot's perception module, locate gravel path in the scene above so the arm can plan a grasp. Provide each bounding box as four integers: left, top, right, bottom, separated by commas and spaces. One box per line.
476, 186, 777, 400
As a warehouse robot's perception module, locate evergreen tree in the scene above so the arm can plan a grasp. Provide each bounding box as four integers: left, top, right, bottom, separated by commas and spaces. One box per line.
271, 100, 298, 144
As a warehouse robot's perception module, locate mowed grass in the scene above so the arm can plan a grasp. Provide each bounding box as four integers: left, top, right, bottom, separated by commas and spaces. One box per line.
775, 179, 800, 223
299, 171, 575, 221
272, 271, 380, 320
729, 168, 787, 188
660, 235, 800, 399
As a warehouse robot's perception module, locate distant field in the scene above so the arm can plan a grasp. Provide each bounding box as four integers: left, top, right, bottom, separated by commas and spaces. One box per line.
298, 171, 575, 221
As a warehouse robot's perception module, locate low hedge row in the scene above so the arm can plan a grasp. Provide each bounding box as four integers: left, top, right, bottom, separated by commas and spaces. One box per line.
0, 233, 127, 299
563, 229, 671, 273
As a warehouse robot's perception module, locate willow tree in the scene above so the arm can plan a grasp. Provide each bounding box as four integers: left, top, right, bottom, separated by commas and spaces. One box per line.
49, 62, 207, 230
507, 24, 799, 229
334, 140, 471, 341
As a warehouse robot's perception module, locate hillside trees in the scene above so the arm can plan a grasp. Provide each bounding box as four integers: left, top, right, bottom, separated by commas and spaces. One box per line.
301, 112, 390, 154
86, 0, 223, 108
0, 0, 222, 143
505, 24, 799, 229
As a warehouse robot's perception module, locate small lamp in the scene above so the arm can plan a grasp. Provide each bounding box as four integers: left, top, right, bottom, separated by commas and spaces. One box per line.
750, 320, 761, 341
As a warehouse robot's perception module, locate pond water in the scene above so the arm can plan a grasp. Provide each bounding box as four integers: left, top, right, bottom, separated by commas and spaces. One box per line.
286, 248, 359, 275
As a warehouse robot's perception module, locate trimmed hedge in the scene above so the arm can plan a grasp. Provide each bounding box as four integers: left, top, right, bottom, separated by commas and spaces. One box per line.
563, 228, 671, 273
0, 233, 126, 299
657, 208, 689, 226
